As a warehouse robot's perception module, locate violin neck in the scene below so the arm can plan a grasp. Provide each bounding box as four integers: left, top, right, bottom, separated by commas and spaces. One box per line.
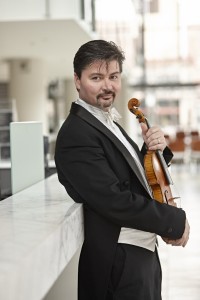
145, 118, 151, 129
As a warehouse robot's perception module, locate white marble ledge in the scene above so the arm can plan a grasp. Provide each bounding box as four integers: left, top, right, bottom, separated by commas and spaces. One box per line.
0, 174, 84, 300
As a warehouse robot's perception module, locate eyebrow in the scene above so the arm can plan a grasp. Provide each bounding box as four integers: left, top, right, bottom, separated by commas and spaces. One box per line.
90, 71, 121, 76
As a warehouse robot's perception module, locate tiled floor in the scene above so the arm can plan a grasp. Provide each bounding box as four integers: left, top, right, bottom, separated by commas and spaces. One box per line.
159, 164, 200, 300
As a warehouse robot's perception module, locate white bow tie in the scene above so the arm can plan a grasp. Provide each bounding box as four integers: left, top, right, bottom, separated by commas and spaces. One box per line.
106, 107, 122, 122
103, 107, 122, 129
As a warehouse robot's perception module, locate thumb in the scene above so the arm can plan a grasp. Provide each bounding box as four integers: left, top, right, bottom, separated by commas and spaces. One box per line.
140, 122, 148, 135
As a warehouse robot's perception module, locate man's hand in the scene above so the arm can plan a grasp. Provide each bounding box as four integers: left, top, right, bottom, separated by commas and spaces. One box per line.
140, 123, 167, 152
162, 218, 190, 247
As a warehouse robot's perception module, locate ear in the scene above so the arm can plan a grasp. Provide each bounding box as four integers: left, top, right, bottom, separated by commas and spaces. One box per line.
74, 73, 80, 91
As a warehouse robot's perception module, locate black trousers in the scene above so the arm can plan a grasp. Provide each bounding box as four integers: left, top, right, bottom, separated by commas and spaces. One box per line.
106, 243, 162, 300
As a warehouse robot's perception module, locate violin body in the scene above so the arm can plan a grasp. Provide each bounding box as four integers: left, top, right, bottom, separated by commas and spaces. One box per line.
144, 150, 174, 204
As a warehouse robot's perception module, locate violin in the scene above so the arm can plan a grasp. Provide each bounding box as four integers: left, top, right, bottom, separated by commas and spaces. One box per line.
128, 98, 180, 206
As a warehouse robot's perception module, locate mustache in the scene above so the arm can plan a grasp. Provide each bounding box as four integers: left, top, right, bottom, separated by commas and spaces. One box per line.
97, 90, 116, 99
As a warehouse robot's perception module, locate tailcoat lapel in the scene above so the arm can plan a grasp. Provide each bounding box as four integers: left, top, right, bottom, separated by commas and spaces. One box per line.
70, 103, 150, 194
114, 123, 145, 166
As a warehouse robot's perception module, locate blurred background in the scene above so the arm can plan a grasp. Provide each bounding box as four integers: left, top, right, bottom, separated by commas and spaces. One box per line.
0, 1, 200, 299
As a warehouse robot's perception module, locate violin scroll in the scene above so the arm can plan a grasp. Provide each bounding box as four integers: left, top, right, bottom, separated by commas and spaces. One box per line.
128, 98, 146, 124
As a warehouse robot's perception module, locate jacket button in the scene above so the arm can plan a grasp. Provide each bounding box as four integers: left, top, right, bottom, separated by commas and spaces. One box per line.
124, 180, 129, 186
168, 227, 173, 233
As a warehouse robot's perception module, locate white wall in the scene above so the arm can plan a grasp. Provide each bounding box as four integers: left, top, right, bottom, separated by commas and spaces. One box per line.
50, 0, 81, 19
0, 0, 81, 20
10, 122, 45, 194
0, 0, 45, 20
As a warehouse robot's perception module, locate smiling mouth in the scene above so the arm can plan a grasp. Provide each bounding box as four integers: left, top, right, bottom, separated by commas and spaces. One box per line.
102, 95, 113, 100
98, 93, 115, 100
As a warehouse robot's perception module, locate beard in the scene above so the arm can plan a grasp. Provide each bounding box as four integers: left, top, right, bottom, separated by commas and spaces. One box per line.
96, 90, 116, 111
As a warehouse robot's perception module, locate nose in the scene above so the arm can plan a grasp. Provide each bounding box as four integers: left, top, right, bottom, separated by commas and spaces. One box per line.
102, 78, 112, 91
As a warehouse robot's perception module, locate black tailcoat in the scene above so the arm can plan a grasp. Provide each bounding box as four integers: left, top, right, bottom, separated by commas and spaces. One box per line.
55, 102, 186, 300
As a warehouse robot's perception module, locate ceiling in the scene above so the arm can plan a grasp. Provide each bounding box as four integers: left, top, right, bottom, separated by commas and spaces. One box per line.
0, 19, 97, 80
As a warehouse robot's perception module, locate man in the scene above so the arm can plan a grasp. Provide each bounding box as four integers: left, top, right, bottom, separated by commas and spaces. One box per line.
55, 40, 190, 300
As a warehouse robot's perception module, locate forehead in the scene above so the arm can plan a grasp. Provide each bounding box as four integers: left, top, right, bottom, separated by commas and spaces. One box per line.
85, 60, 120, 74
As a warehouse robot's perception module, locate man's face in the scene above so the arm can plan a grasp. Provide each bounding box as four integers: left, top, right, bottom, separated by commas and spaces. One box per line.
74, 60, 122, 111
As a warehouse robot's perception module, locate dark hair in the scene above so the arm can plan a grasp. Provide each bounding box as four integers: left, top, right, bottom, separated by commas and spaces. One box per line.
73, 40, 125, 78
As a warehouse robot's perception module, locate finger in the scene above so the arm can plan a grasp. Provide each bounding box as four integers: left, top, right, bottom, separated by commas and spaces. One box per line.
148, 140, 165, 151
146, 129, 162, 144
140, 123, 148, 135
165, 238, 182, 246
145, 125, 161, 137
182, 233, 190, 247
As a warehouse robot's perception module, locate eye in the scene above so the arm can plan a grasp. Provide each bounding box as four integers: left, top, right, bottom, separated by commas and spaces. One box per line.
91, 75, 101, 81
110, 74, 119, 80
